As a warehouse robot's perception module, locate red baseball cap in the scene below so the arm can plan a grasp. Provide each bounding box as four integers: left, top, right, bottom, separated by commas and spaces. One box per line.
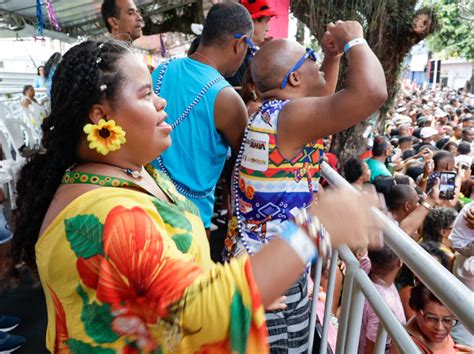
240, 0, 277, 20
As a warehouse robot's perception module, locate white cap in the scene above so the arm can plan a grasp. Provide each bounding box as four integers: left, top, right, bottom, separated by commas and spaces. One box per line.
395, 115, 412, 126
396, 107, 407, 113
420, 127, 439, 139
435, 109, 448, 118
191, 23, 203, 35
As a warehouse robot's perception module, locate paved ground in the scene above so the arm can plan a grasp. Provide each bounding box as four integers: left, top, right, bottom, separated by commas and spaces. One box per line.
0, 270, 48, 353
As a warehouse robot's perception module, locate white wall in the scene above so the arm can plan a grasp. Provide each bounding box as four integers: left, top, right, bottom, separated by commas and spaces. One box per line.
440, 60, 473, 89
0, 37, 70, 73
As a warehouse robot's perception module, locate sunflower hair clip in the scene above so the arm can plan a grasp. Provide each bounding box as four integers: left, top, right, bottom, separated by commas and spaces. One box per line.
83, 119, 126, 156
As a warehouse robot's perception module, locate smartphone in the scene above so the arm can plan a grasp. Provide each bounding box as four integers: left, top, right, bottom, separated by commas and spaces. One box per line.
426, 172, 439, 195
438, 172, 456, 200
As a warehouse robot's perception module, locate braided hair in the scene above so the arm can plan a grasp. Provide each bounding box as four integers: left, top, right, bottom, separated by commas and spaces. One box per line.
12, 40, 129, 272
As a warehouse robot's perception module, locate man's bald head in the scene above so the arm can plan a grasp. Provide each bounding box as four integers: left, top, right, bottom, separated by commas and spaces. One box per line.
251, 39, 306, 93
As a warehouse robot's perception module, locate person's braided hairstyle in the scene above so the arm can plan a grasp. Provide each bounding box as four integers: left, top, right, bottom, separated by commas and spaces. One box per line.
12, 40, 129, 272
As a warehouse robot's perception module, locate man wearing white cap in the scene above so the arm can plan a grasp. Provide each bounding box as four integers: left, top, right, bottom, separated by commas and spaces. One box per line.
413, 127, 439, 152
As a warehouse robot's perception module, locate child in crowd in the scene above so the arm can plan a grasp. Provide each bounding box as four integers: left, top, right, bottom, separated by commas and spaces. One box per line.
359, 245, 405, 353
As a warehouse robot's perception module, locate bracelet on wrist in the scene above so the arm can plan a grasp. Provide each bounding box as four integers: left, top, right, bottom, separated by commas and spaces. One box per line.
344, 38, 368, 55
293, 208, 332, 262
280, 222, 316, 265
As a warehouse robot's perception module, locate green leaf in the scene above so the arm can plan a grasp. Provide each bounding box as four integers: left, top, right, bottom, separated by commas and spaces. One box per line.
180, 197, 200, 216
66, 338, 115, 354
77, 286, 119, 344
65, 215, 104, 258
229, 291, 251, 354
152, 199, 192, 232
171, 233, 193, 253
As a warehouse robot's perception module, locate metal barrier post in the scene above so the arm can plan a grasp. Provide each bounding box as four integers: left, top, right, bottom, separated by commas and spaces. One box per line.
335, 266, 354, 353
319, 250, 339, 354
344, 281, 365, 351
308, 256, 324, 353
374, 324, 387, 354
339, 245, 421, 353
320, 162, 474, 332
373, 208, 474, 331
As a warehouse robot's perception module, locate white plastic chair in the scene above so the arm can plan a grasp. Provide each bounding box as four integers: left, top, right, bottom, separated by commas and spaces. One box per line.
0, 131, 22, 210
3, 118, 39, 150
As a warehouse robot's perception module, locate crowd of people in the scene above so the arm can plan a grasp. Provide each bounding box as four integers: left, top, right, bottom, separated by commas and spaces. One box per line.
0, 0, 472, 353
339, 86, 474, 352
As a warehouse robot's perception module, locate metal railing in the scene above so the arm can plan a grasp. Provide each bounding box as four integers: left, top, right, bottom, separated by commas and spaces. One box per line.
308, 161, 474, 354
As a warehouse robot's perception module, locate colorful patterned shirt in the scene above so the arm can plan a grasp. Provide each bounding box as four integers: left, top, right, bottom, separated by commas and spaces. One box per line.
36, 167, 268, 353
224, 99, 324, 258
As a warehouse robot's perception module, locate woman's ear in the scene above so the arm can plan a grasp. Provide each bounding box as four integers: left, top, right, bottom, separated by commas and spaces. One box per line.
88, 104, 108, 125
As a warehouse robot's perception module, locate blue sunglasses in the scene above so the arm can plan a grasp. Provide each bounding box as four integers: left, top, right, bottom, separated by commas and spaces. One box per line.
280, 48, 318, 89
234, 33, 257, 56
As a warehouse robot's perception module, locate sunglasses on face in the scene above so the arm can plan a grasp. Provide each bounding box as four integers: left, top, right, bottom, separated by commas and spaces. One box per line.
280, 48, 318, 89
234, 34, 257, 56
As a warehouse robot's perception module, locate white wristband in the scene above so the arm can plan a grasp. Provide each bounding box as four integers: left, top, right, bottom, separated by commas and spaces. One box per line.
280, 222, 317, 265
344, 38, 367, 55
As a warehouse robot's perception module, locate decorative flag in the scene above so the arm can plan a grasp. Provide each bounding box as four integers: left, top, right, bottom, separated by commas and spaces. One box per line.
45, 0, 61, 31
36, 0, 43, 36
267, 0, 290, 39
160, 34, 167, 58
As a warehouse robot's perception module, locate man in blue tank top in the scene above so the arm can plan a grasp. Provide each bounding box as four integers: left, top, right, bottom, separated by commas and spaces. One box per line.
151, 3, 251, 230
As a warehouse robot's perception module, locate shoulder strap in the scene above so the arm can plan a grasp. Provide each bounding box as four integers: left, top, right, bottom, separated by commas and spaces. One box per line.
153, 59, 225, 198
154, 58, 225, 130
408, 333, 433, 354
170, 75, 224, 130
154, 58, 174, 97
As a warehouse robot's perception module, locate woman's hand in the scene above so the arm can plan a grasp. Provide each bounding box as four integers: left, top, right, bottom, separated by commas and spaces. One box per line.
464, 207, 474, 230
310, 186, 383, 250
265, 296, 287, 311
454, 343, 474, 352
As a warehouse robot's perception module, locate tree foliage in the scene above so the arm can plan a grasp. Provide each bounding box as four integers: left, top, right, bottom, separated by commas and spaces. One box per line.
142, 2, 203, 35
291, 0, 440, 164
426, 0, 474, 59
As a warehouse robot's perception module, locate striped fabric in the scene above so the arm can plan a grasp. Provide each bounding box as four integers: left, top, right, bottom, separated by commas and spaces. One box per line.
266, 276, 310, 353
224, 99, 323, 352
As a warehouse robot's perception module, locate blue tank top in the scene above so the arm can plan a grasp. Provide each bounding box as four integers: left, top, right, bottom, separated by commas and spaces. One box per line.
151, 57, 231, 227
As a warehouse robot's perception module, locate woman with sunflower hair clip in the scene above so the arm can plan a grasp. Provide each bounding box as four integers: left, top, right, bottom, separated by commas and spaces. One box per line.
10, 40, 381, 353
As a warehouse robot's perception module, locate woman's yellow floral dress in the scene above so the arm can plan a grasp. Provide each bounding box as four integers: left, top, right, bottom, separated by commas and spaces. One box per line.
36, 167, 268, 353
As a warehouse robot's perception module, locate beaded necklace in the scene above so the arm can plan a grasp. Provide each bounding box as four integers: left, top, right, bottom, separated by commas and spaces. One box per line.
231, 117, 255, 255
153, 58, 224, 199
231, 100, 330, 261
231, 100, 283, 256
71, 162, 145, 179
62, 171, 141, 189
